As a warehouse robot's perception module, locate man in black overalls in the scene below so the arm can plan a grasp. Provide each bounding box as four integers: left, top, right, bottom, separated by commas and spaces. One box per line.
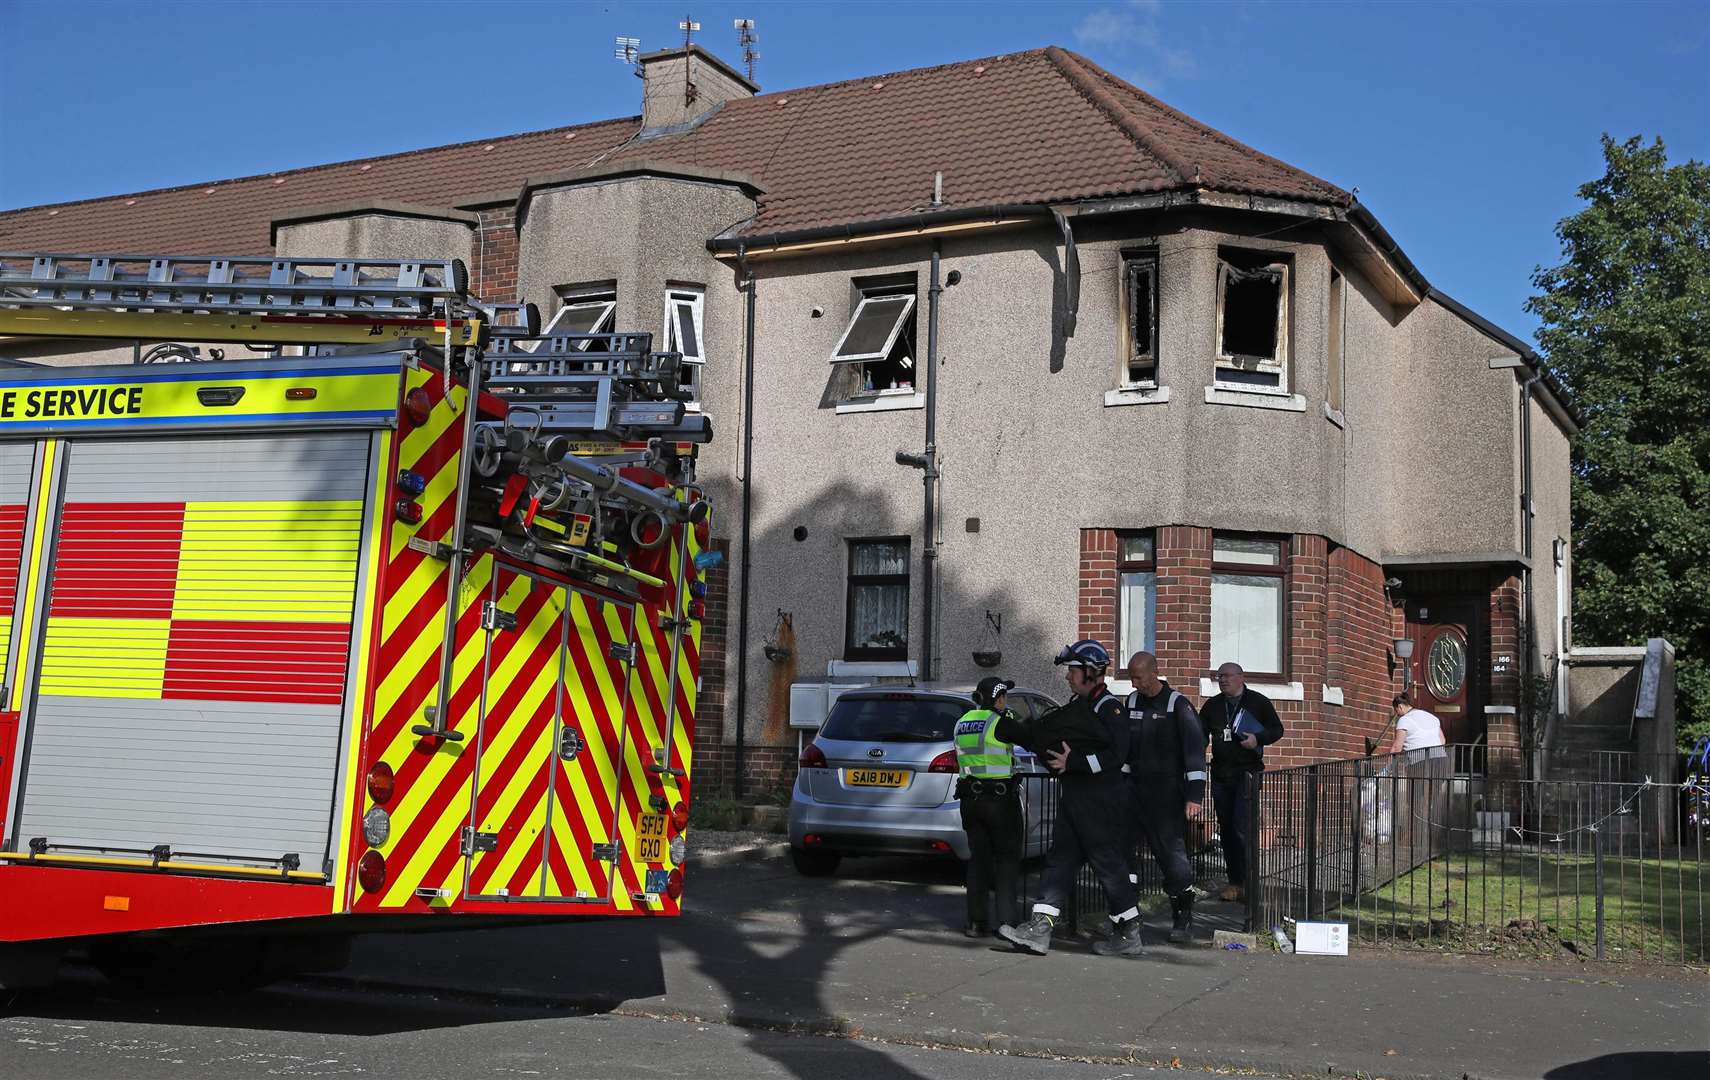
1122, 650, 1208, 944
999, 640, 1145, 958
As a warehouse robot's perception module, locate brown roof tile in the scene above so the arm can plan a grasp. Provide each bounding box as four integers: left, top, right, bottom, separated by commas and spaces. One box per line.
0, 47, 1348, 256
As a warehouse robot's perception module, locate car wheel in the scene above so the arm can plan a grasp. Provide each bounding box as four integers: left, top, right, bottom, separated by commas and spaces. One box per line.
790, 847, 841, 876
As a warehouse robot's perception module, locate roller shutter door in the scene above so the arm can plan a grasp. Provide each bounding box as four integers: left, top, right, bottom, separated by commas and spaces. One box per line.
13, 433, 371, 872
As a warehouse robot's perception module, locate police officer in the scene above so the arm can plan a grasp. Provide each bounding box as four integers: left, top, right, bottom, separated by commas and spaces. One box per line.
999, 640, 1146, 959
953, 676, 1027, 937
1121, 650, 1208, 944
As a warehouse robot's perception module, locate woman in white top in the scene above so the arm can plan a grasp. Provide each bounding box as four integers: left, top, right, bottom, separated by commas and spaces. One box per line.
1388, 692, 1447, 759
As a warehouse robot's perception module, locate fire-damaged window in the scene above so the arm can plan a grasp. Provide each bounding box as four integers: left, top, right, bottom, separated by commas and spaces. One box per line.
543, 285, 617, 351
830, 283, 916, 397
1121, 254, 1159, 387
1214, 250, 1290, 390
845, 537, 910, 661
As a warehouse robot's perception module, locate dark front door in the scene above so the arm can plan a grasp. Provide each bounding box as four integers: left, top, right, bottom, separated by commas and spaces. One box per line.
1405, 600, 1480, 746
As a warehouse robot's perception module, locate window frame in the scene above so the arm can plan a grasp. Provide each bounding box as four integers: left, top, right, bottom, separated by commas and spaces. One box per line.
1116, 530, 1157, 665
1119, 253, 1160, 389
541, 285, 618, 351
1208, 531, 1289, 680
831, 283, 919, 401
830, 292, 916, 365
843, 536, 911, 662
663, 286, 705, 403
1327, 267, 1344, 414
1213, 251, 1291, 393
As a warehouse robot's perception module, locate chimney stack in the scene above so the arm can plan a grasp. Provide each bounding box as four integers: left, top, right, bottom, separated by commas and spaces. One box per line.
638, 45, 757, 130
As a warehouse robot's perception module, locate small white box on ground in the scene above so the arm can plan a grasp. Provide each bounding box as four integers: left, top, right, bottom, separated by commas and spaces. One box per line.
1294, 922, 1349, 955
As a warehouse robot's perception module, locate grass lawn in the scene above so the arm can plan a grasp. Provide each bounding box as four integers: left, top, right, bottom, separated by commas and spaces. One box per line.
1345, 849, 1707, 963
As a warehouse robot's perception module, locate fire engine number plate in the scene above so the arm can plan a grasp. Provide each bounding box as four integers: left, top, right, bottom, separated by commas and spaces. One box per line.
846, 769, 909, 788
636, 813, 667, 862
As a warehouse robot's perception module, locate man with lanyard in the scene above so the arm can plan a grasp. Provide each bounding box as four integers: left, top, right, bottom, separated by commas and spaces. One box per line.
999, 640, 1146, 959
953, 676, 1027, 937
1122, 651, 1208, 944
1199, 662, 1284, 903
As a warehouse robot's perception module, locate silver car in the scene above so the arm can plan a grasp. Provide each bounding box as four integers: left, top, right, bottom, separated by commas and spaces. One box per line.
787, 683, 1060, 875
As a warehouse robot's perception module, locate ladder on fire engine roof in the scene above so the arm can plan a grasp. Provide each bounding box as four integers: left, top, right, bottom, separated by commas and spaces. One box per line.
0, 252, 482, 346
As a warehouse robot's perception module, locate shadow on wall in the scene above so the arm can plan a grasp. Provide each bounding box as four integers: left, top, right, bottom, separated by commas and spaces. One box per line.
730, 478, 1066, 793
1544, 1052, 1710, 1080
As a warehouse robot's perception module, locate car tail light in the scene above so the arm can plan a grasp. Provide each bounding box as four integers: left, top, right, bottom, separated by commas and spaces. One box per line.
803, 833, 825, 846
928, 840, 953, 853
403, 387, 432, 427
366, 762, 395, 805
357, 850, 386, 892
799, 742, 828, 769
927, 750, 958, 773
670, 802, 689, 833
666, 868, 684, 900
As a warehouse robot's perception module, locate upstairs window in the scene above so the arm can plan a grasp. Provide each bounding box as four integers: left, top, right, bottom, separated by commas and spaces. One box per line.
1121, 255, 1159, 388
1327, 268, 1345, 413
542, 286, 617, 352
1215, 250, 1290, 391
663, 287, 704, 401
830, 286, 916, 396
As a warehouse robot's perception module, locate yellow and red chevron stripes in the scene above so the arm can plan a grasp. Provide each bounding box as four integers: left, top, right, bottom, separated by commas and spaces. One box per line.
355, 363, 700, 917
0, 502, 24, 674
39, 499, 360, 704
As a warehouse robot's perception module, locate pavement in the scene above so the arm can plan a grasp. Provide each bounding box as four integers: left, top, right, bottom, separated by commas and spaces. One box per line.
303, 851, 1710, 1080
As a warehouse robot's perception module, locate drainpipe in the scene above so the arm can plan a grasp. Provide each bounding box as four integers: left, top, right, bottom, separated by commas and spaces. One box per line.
733, 244, 757, 798
922, 241, 942, 681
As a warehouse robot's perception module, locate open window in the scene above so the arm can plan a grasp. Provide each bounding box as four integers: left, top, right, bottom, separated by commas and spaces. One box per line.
829, 286, 916, 397
663, 287, 704, 402
540, 286, 617, 352
1121, 255, 1159, 388
1214, 250, 1289, 391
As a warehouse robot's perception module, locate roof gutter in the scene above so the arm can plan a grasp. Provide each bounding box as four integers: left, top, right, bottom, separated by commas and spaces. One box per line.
708, 202, 1056, 256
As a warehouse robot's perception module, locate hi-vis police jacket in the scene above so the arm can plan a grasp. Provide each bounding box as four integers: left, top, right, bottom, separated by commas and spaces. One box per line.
1122, 681, 1209, 803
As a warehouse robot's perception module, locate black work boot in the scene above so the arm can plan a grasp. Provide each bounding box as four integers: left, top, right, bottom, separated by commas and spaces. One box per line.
1092, 915, 1146, 957
999, 912, 1055, 955
1168, 892, 1195, 944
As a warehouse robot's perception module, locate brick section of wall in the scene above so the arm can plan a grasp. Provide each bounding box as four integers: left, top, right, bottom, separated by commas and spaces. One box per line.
472, 206, 519, 303
1073, 527, 1399, 769
1489, 572, 1523, 709
1153, 525, 1212, 693
1078, 528, 1117, 650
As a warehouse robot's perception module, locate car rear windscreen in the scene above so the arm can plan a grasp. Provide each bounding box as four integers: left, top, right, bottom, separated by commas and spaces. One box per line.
820, 696, 965, 742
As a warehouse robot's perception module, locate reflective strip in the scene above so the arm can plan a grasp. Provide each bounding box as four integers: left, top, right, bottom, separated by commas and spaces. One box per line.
1112, 906, 1140, 922
1032, 903, 1061, 918
1128, 873, 1138, 885
1086, 754, 1101, 774
1185, 770, 1208, 781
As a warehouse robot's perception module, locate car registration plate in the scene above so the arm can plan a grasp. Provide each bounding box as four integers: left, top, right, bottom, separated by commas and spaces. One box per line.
846, 768, 909, 788
636, 812, 667, 863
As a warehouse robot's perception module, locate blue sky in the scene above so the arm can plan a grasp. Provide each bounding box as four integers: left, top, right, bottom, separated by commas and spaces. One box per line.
1, 0, 1705, 346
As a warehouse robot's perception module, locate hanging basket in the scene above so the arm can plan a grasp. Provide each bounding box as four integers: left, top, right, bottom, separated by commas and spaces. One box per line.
972, 649, 1002, 669
763, 644, 792, 663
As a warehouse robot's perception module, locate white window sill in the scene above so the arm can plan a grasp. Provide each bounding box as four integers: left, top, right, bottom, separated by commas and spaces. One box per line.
835, 390, 925, 414
1204, 386, 1307, 412
1103, 385, 1171, 408
1323, 401, 1345, 428
827, 659, 919, 677
1199, 678, 1305, 701
1323, 685, 1345, 706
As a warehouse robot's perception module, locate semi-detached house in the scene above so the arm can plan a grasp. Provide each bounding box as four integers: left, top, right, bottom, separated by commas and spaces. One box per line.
0, 45, 1578, 792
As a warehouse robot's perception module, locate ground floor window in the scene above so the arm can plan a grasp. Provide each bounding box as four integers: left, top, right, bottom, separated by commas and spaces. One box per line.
1117, 530, 1156, 663
1210, 533, 1287, 676
845, 537, 909, 660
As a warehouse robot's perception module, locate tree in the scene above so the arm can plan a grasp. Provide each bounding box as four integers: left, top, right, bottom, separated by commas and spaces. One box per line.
1528, 135, 1710, 755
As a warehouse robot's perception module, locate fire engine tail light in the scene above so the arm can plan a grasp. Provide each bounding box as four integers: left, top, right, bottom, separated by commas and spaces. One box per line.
394, 499, 423, 525
357, 850, 386, 892
362, 807, 391, 847
669, 802, 689, 834
396, 469, 427, 497
668, 835, 686, 866
665, 868, 684, 901
927, 750, 958, 774
403, 387, 432, 427
366, 762, 395, 804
